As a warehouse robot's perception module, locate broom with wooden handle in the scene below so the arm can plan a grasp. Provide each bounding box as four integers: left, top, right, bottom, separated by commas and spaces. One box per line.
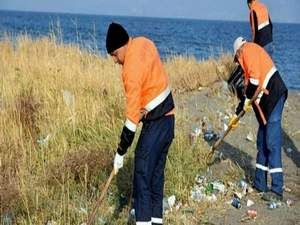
86, 169, 115, 225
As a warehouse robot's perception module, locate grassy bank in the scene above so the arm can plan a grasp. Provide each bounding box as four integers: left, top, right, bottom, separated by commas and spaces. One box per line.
0, 36, 236, 224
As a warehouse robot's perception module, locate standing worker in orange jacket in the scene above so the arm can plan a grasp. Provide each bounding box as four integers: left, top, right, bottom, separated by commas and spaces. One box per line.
247, 0, 273, 55
106, 22, 175, 225
229, 37, 287, 201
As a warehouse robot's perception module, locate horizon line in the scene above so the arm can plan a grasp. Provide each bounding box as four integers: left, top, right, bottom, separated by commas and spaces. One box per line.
0, 8, 299, 25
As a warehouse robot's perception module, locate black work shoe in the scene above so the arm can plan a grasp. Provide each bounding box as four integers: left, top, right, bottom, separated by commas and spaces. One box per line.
262, 191, 283, 202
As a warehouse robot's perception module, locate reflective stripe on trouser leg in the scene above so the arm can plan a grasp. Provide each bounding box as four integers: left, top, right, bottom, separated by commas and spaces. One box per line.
266, 95, 285, 195
134, 116, 174, 224
136, 222, 151, 225
254, 124, 269, 192
152, 217, 163, 225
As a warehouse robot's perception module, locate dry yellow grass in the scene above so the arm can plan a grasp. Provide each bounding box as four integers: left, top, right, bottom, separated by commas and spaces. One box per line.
166, 54, 234, 92
0, 36, 237, 224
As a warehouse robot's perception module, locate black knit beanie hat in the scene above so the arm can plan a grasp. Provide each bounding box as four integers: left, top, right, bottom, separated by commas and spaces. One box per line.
106, 22, 129, 54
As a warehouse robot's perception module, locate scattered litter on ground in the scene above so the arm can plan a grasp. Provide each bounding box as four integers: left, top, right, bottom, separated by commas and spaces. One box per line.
231, 197, 242, 209
205, 183, 214, 195
246, 132, 254, 142
283, 185, 292, 193
191, 183, 217, 202
203, 130, 219, 142
223, 123, 228, 131
268, 201, 281, 209
247, 209, 257, 219
239, 179, 247, 188
238, 179, 248, 195
211, 181, 226, 193
234, 192, 243, 200
195, 175, 207, 185
163, 195, 177, 213
190, 172, 229, 204
167, 195, 176, 209
189, 127, 202, 144
246, 199, 255, 207
37, 134, 51, 146
286, 199, 293, 207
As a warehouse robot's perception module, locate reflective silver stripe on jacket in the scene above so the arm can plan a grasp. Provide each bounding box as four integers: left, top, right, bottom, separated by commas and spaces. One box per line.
258, 20, 270, 30
144, 86, 171, 111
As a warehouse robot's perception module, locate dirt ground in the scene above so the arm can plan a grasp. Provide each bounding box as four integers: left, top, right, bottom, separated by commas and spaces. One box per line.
176, 81, 300, 225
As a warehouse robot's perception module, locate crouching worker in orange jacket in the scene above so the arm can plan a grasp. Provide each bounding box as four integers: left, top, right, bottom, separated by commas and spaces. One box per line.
229, 37, 287, 202
106, 22, 175, 225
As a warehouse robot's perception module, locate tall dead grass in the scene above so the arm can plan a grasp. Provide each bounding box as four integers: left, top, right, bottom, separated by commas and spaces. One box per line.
0, 36, 236, 224
166, 54, 234, 92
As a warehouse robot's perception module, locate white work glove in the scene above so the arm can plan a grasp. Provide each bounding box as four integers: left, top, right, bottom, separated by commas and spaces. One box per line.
243, 98, 252, 112
114, 153, 124, 175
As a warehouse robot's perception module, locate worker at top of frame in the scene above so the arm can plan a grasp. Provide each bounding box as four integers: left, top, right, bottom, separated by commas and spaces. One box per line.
247, 0, 273, 55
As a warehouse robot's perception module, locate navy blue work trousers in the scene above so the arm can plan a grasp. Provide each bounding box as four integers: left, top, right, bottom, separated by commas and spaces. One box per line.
133, 115, 174, 225
254, 95, 286, 195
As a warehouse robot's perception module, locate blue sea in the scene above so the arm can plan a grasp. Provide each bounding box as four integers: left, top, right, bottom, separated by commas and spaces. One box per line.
0, 10, 299, 89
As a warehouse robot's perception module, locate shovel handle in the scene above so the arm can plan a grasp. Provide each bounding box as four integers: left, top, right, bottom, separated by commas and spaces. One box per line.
212, 110, 245, 151
87, 169, 115, 225
206, 110, 246, 162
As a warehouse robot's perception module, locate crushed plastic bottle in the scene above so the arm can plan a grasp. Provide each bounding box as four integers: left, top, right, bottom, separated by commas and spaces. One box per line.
163, 195, 176, 213
167, 195, 176, 210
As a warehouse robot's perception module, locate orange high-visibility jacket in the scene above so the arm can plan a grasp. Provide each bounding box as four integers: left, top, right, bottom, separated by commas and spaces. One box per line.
122, 37, 174, 132
237, 42, 287, 125
250, 0, 273, 47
